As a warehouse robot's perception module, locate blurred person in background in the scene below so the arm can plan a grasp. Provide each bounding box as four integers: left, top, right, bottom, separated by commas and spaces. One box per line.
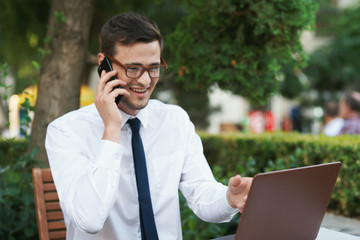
339, 91, 360, 135
322, 101, 344, 136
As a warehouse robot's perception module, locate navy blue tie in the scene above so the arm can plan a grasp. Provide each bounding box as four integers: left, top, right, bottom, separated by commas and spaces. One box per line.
128, 118, 159, 240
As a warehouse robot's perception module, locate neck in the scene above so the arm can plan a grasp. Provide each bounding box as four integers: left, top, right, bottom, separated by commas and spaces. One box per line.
118, 103, 140, 116
324, 116, 337, 125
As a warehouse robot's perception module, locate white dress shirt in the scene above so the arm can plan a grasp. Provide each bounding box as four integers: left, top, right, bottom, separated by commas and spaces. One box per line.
323, 118, 344, 137
45, 100, 238, 240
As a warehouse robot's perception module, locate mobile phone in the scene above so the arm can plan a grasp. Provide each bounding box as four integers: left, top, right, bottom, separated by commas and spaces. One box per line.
97, 56, 122, 104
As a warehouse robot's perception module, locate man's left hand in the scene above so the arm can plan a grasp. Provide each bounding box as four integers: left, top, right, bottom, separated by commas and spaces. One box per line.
226, 175, 253, 213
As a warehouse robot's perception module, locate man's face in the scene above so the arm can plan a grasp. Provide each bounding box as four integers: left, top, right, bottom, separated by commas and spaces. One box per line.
111, 41, 161, 116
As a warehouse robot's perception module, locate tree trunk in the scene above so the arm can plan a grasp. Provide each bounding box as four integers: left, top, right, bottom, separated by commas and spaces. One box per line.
30, 0, 96, 167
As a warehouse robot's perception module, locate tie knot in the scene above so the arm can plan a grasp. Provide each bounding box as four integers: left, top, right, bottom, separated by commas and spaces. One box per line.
128, 118, 141, 133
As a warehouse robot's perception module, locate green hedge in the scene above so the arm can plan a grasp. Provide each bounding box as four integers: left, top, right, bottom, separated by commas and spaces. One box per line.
200, 132, 360, 217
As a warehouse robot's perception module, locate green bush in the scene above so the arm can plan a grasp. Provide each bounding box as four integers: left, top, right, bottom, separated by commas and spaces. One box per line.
0, 146, 40, 240
199, 132, 360, 216
0, 139, 28, 167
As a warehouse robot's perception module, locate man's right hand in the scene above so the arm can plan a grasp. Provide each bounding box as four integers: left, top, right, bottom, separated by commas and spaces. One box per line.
95, 70, 129, 143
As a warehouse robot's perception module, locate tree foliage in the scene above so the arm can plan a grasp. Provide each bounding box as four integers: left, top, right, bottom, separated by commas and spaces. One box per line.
167, 0, 318, 104
0, 0, 50, 66
0, 0, 50, 93
305, 3, 360, 92
279, 63, 306, 99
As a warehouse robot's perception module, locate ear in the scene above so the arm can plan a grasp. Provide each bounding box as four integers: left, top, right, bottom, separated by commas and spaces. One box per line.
97, 53, 105, 66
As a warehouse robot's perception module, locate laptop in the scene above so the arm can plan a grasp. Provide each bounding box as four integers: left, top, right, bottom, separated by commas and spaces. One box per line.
213, 162, 341, 240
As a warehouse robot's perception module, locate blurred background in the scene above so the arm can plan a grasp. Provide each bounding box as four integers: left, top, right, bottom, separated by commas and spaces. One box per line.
1, 0, 360, 139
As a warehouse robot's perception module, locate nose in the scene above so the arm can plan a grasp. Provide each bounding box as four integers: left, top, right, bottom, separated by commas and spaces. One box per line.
136, 70, 152, 86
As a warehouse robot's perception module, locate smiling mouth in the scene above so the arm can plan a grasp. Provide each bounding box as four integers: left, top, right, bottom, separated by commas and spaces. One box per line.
130, 87, 148, 93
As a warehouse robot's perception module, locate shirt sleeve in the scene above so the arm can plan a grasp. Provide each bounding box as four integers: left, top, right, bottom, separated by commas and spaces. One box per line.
179, 115, 239, 223
45, 122, 123, 233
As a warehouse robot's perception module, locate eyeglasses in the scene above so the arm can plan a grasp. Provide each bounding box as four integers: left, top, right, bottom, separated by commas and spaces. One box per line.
104, 53, 168, 80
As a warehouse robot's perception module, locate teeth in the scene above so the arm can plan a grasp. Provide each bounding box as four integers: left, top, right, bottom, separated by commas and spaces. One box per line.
132, 88, 147, 93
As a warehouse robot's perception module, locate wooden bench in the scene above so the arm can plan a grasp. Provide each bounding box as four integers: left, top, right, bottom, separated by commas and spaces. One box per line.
32, 168, 66, 240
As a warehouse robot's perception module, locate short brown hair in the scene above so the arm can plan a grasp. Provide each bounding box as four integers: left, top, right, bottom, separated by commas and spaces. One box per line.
99, 12, 163, 56
324, 101, 339, 117
344, 91, 360, 112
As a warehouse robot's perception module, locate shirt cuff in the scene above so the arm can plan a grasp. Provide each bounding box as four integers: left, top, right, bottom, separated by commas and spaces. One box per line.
219, 187, 239, 221
95, 140, 123, 171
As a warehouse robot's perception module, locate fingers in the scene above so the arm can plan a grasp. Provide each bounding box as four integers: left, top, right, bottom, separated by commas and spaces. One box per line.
237, 194, 250, 213
229, 175, 242, 187
104, 80, 126, 95
227, 175, 253, 210
229, 175, 244, 195
109, 87, 130, 99
97, 70, 113, 92
96, 87, 128, 107
97, 70, 121, 94
242, 177, 253, 191
237, 202, 245, 213
96, 70, 129, 102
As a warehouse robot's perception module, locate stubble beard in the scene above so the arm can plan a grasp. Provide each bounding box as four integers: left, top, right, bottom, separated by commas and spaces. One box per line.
119, 96, 150, 112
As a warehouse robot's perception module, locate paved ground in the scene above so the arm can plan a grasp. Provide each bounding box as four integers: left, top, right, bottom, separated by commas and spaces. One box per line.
321, 212, 360, 237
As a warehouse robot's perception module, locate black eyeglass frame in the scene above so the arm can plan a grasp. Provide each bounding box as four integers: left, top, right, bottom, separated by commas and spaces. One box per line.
104, 53, 168, 80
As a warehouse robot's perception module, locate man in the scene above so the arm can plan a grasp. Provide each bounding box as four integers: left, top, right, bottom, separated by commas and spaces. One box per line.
45, 12, 252, 239
322, 101, 344, 136
339, 91, 360, 135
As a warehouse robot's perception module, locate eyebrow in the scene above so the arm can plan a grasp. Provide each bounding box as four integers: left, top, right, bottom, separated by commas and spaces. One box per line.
125, 62, 161, 66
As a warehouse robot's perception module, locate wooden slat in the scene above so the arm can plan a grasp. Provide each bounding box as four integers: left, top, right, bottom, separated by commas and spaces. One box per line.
33, 168, 50, 240
43, 182, 56, 192
41, 169, 54, 183
47, 211, 64, 221
46, 202, 61, 211
33, 168, 66, 239
45, 192, 59, 201
49, 230, 66, 239
48, 221, 66, 231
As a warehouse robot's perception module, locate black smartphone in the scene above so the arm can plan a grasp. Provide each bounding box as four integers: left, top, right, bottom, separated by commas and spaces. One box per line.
97, 56, 122, 104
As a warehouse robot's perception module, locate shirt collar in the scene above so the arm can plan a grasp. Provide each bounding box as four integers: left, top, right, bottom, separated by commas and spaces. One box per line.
119, 104, 150, 129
